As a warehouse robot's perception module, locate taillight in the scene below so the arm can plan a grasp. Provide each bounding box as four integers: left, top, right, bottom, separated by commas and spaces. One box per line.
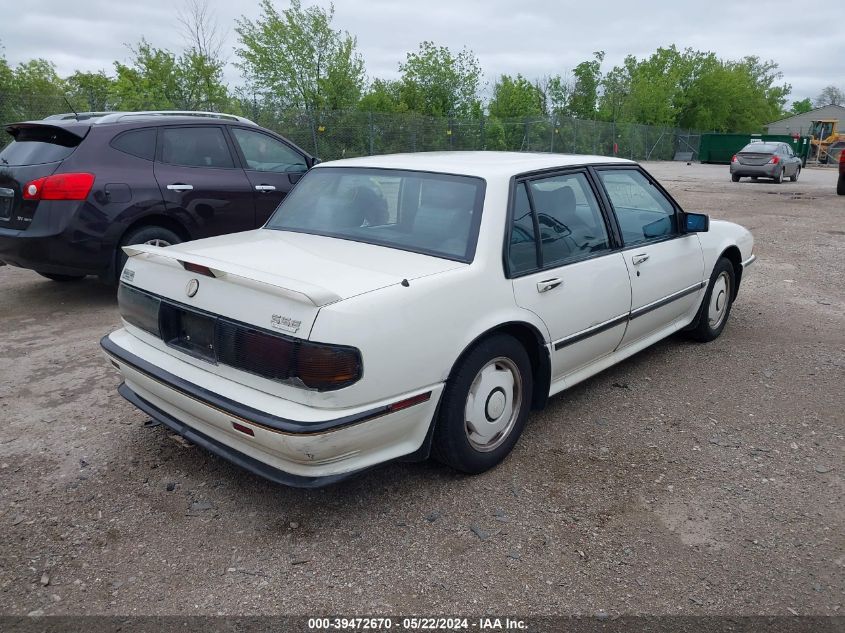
296, 343, 362, 390
23, 173, 95, 201
768, 156, 780, 165
731, 155, 738, 163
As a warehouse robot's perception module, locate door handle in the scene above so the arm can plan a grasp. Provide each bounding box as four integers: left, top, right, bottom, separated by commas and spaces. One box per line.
537, 278, 563, 293
166, 184, 194, 191
254, 185, 276, 192
632, 253, 650, 265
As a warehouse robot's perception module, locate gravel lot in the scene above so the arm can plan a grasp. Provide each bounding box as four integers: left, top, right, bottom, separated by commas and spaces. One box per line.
0, 161, 842, 617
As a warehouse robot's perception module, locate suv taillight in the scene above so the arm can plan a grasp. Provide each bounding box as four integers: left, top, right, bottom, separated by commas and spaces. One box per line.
23, 173, 95, 201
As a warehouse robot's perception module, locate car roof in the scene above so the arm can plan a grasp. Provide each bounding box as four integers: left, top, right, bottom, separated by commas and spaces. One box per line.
317, 151, 636, 178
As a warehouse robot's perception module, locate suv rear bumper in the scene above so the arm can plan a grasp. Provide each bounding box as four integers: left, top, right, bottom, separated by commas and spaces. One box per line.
0, 201, 111, 276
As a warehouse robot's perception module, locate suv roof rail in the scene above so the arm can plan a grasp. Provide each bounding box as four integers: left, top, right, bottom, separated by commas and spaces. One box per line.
43, 112, 112, 121
89, 111, 257, 125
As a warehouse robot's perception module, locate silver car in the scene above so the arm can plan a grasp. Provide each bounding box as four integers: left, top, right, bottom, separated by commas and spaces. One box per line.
730, 142, 802, 183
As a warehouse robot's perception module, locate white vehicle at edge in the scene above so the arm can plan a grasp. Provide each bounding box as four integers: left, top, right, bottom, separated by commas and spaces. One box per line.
102, 152, 756, 487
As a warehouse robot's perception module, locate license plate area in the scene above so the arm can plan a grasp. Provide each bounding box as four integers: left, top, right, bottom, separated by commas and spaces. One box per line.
159, 303, 217, 362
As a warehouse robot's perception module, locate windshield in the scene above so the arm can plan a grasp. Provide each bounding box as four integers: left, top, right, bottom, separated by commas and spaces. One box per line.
265, 167, 486, 262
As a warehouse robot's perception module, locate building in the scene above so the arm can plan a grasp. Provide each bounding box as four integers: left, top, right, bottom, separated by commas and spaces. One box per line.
765, 104, 845, 135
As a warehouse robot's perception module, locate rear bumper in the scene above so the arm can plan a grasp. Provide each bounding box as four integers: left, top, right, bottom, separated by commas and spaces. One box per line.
101, 329, 442, 486
729, 163, 779, 178
0, 201, 111, 275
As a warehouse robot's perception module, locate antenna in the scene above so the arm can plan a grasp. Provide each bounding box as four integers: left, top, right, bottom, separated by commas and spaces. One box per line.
62, 95, 79, 120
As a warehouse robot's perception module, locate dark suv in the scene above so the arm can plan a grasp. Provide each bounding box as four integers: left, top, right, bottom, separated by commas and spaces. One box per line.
0, 111, 315, 282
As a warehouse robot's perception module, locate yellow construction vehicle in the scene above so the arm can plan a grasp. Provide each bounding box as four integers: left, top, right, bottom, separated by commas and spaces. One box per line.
808, 119, 845, 163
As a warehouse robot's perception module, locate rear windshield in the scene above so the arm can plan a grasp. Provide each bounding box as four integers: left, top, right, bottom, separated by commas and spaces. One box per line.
739, 143, 779, 153
0, 126, 82, 166
265, 167, 486, 262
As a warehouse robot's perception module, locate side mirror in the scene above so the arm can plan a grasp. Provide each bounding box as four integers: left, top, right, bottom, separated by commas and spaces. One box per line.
684, 212, 709, 233
310, 157, 322, 167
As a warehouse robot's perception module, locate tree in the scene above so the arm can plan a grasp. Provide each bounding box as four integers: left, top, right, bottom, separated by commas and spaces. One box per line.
66, 71, 113, 111
815, 85, 844, 107
398, 41, 482, 118
567, 51, 604, 119
358, 79, 405, 113
790, 98, 813, 115
112, 39, 229, 111
235, 0, 365, 112
488, 74, 543, 119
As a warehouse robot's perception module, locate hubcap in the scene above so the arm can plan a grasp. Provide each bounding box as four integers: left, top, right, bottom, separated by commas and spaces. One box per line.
707, 272, 731, 328
144, 238, 172, 247
465, 357, 522, 452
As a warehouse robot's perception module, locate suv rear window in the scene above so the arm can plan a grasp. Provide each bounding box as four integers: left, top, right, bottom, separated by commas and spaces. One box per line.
0, 126, 81, 166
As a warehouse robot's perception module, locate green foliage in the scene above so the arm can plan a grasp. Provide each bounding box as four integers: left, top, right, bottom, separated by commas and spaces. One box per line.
567, 52, 604, 119
397, 41, 481, 118
489, 74, 543, 119
789, 98, 813, 114
358, 79, 406, 113
597, 46, 790, 132
235, 0, 365, 112
66, 71, 114, 111
111, 39, 230, 111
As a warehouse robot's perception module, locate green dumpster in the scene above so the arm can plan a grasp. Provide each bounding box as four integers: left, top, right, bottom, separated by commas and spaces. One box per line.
699, 133, 810, 164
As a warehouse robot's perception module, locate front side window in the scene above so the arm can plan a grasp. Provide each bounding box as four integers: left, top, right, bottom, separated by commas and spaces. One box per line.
160, 127, 234, 168
265, 167, 485, 262
597, 169, 677, 246
231, 127, 307, 173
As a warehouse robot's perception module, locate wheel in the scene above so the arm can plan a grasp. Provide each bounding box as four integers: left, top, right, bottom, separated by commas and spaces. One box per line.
432, 334, 533, 474
37, 272, 85, 282
837, 176, 845, 196
688, 257, 736, 343
790, 166, 800, 182
116, 226, 182, 283
731, 174, 740, 182
773, 168, 783, 184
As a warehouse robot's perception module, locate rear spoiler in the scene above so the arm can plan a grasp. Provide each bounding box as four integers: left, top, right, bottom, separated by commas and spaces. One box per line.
4, 121, 91, 142
122, 245, 342, 307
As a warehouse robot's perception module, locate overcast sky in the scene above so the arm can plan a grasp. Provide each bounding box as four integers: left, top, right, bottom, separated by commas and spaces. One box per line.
2, 0, 842, 103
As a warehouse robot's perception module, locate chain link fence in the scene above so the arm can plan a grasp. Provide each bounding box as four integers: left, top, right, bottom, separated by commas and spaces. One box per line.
0, 92, 699, 161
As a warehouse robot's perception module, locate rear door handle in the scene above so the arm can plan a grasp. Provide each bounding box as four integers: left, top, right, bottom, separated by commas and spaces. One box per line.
537, 278, 563, 293
632, 253, 650, 265
166, 184, 193, 191
254, 185, 276, 192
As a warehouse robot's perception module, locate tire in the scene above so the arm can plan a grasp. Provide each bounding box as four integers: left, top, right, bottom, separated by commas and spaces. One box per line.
116, 225, 182, 283
773, 168, 783, 184
432, 334, 533, 474
688, 257, 736, 343
37, 272, 85, 282
790, 166, 800, 182
731, 174, 740, 182
837, 176, 845, 196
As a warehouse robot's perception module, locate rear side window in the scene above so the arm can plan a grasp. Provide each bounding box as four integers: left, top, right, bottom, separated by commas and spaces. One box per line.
159, 127, 234, 168
0, 126, 81, 166
111, 128, 156, 161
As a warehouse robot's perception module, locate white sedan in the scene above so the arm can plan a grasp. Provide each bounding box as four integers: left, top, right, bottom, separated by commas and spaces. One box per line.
102, 152, 756, 487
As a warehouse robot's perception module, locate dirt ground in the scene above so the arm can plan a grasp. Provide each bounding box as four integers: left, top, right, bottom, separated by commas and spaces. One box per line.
0, 162, 842, 617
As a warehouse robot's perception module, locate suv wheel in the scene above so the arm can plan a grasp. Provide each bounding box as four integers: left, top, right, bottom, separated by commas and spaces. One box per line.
116, 226, 182, 282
